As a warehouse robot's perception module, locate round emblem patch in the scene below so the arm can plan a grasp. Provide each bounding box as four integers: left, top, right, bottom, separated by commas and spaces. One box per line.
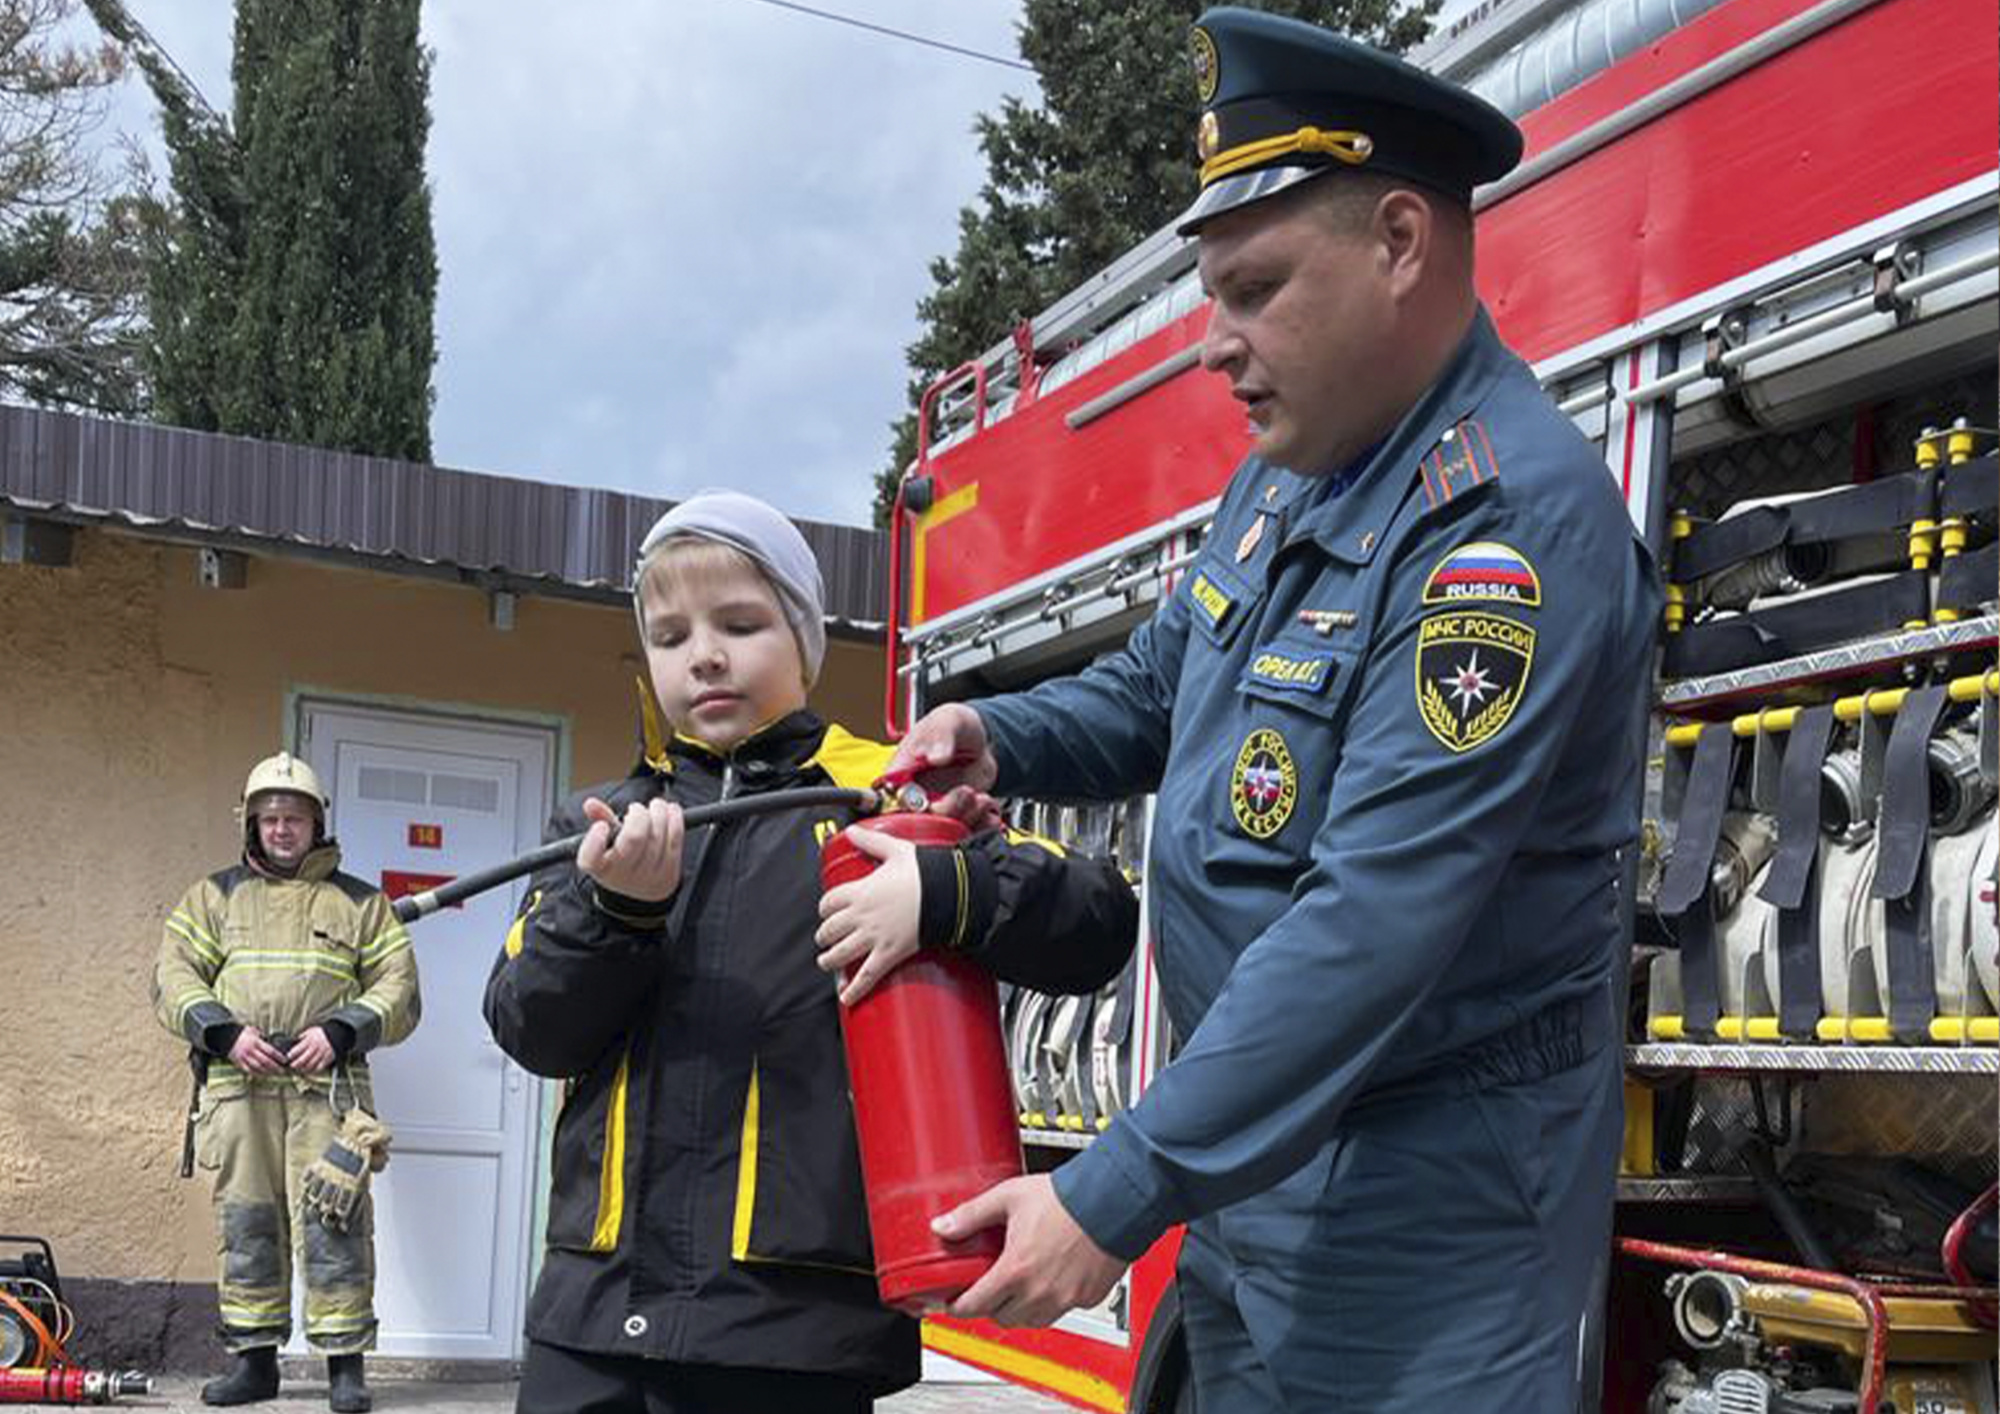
1230, 728, 1297, 839
1191, 26, 1219, 104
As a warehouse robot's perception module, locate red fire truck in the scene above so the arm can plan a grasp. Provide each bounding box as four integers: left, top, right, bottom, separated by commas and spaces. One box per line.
884, 0, 1998, 1407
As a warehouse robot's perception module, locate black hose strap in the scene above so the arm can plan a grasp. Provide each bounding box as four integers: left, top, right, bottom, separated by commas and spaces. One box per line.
1876, 684, 1949, 1042
1761, 704, 1836, 1039
1659, 724, 1737, 1036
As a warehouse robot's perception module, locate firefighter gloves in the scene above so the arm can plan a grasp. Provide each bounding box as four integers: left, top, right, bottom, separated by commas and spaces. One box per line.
301, 1110, 393, 1233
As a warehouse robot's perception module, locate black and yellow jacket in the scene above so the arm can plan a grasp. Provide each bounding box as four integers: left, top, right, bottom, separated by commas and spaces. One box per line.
482, 710, 1135, 1390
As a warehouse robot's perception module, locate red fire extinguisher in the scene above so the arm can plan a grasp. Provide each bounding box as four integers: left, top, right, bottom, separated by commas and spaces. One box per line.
822, 812, 1024, 1315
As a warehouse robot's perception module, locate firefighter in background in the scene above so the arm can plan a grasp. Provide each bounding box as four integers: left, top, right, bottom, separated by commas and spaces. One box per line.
888, 8, 1661, 1411
154, 753, 420, 1413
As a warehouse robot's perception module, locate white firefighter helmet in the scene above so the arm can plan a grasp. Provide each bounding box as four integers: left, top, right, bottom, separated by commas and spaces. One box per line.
241, 752, 328, 818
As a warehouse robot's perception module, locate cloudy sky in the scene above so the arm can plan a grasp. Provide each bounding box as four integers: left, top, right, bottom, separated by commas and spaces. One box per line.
93, 1, 1035, 528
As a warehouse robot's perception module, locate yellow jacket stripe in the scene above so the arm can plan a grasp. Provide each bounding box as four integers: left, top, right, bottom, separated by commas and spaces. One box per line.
731, 1063, 761, 1261
589, 1052, 631, 1253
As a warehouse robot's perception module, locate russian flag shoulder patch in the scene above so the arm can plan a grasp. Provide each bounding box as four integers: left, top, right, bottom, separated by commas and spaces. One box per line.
1421, 540, 1542, 608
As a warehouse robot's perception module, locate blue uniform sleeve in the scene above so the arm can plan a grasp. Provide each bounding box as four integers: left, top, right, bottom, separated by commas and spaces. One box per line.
973, 471, 1265, 802
975, 591, 1188, 801
1052, 494, 1641, 1259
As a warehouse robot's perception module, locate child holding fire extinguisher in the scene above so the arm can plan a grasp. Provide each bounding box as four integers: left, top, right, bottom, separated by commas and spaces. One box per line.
482, 490, 1135, 1414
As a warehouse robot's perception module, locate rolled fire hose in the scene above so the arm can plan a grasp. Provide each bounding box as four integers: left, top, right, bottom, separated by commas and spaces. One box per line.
1927, 728, 1994, 835
391, 786, 875, 922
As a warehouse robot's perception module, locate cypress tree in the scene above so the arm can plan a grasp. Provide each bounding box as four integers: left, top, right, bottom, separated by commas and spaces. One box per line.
94, 0, 437, 461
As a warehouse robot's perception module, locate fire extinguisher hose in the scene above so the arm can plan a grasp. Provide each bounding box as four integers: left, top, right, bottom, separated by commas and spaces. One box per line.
393, 786, 877, 922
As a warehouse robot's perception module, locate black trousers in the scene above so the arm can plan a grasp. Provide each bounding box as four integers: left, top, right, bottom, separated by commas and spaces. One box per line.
516, 1340, 874, 1414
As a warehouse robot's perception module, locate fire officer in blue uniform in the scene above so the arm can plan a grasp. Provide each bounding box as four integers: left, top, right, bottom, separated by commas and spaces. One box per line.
891, 9, 1661, 1410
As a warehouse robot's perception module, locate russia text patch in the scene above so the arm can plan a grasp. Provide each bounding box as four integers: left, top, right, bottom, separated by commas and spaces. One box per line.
1421, 541, 1541, 607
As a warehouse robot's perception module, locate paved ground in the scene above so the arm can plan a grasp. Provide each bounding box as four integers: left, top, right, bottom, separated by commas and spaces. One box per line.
136, 1373, 1073, 1412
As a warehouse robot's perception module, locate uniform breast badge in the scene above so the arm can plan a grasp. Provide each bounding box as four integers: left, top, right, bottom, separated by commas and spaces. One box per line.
1230, 728, 1298, 838
1298, 608, 1358, 635
1235, 514, 1266, 562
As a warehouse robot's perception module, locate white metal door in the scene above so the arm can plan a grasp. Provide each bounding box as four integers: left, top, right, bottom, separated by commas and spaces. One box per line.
300, 702, 554, 1361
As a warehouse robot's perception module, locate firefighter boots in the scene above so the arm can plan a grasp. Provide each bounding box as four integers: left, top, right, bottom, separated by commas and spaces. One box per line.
200, 1347, 278, 1406
327, 1353, 371, 1413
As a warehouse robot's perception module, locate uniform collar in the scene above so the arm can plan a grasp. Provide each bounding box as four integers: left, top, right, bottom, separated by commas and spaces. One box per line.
1285, 306, 1509, 565
668, 708, 827, 776
244, 839, 342, 882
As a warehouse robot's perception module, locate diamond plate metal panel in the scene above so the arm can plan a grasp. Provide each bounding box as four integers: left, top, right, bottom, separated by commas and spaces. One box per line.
1800, 1071, 1999, 1188
1627, 1044, 2000, 1074
1636, 1069, 1996, 1194
1658, 615, 2000, 708
1669, 366, 2000, 518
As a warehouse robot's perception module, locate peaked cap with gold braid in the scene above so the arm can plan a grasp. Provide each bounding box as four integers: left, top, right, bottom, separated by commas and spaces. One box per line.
1178, 7, 1523, 234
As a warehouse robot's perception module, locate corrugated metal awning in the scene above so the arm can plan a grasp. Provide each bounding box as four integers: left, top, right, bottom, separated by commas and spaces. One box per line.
0, 405, 886, 626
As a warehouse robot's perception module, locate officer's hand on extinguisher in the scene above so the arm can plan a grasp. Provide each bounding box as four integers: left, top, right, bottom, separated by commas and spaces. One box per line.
814, 827, 921, 1005
927, 785, 1007, 833
228, 1026, 291, 1075
577, 796, 685, 902
934, 1175, 1127, 1328
889, 704, 999, 794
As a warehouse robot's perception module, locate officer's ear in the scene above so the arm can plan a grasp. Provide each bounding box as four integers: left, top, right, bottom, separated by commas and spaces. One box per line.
1374, 189, 1436, 301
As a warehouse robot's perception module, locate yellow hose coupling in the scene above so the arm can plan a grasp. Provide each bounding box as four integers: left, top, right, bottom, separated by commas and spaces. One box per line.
1908, 518, 1936, 570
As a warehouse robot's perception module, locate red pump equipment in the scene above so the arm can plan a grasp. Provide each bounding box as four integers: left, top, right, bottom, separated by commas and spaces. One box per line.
821, 812, 1024, 1315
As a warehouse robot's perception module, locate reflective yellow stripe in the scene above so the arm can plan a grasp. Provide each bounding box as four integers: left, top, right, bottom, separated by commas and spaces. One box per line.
731, 1062, 761, 1261
922, 1322, 1127, 1412
220, 948, 357, 969
220, 957, 358, 983
360, 924, 412, 963
589, 1052, 630, 1252
167, 912, 223, 964
218, 1299, 292, 1319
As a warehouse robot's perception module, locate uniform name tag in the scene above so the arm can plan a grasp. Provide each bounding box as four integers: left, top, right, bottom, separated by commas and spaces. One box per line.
1189, 570, 1237, 631
1247, 650, 1332, 693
